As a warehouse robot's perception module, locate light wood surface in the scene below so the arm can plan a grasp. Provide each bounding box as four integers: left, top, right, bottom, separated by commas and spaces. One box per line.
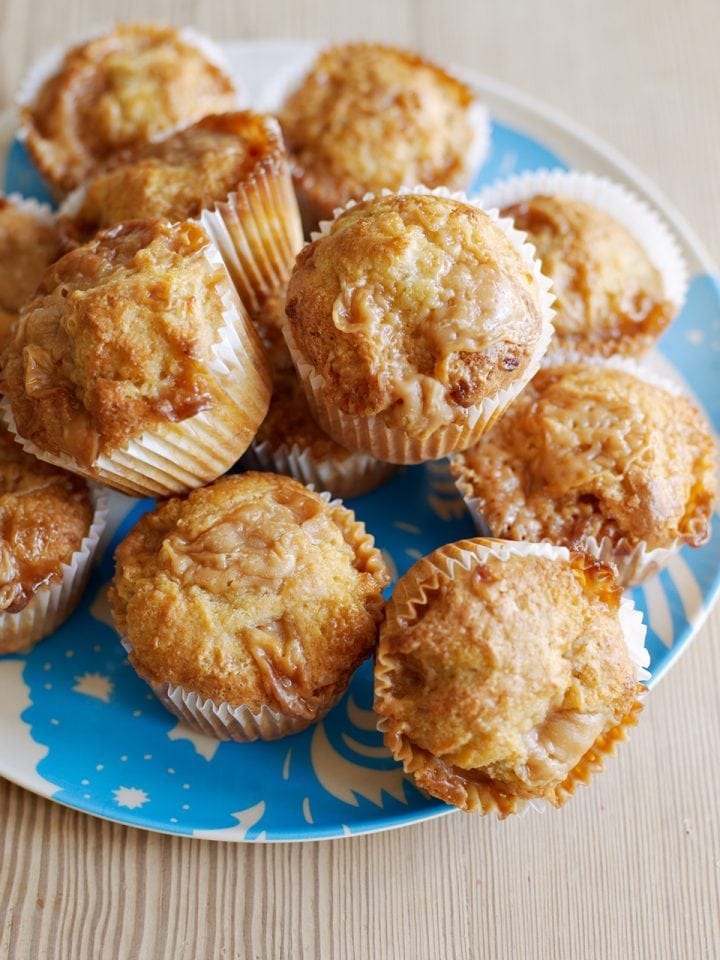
1, 2, 719, 958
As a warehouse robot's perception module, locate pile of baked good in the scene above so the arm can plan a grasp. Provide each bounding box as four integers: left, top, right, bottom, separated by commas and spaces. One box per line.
0, 23, 715, 817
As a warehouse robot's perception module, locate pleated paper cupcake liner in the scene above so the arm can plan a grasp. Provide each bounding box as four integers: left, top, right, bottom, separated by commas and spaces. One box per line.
0, 484, 109, 655
374, 538, 648, 816
243, 437, 397, 500
1, 241, 271, 497
451, 354, 705, 587
285, 185, 555, 464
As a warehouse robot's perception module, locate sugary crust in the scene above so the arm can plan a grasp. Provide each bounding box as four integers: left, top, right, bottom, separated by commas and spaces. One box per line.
375, 541, 640, 812
502, 195, 674, 357
21, 23, 237, 196
2, 219, 240, 467
0, 198, 62, 314
0, 427, 92, 614
286, 193, 544, 438
110, 472, 389, 716
59, 112, 288, 245
280, 43, 477, 226
452, 364, 716, 551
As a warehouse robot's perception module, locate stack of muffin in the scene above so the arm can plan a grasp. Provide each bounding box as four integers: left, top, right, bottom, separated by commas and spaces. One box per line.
0, 24, 715, 817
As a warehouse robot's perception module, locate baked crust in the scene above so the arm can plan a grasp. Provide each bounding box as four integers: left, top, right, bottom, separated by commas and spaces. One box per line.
453, 363, 716, 550
280, 43, 478, 227
2, 219, 239, 467
110, 472, 389, 716
502, 195, 673, 356
375, 542, 639, 810
21, 23, 237, 196
59, 112, 289, 245
286, 193, 543, 437
0, 427, 92, 614
0, 198, 62, 315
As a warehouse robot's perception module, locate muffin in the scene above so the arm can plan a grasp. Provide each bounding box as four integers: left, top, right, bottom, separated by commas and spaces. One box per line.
451, 361, 716, 585
375, 538, 648, 816
1, 219, 271, 497
18, 23, 238, 197
58, 112, 303, 315
109, 471, 390, 741
479, 170, 687, 358
0, 426, 107, 654
279, 43, 488, 231
245, 291, 397, 498
284, 189, 554, 464
0, 195, 62, 351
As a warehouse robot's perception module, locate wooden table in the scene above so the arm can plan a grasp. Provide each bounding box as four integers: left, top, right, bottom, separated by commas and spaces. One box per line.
1, 2, 719, 957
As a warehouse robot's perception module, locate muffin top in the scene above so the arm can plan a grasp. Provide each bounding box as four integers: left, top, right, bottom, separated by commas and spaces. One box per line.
502, 195, 673, 356
2, 219, 235, 467
376, 541, 639, 808
60, 112, 287, 245
0, 198, 62, 317
286, 193, 545, 437
280, 43, 478, 224
0, 426, 93, 614
110, 472, 389, 716
453, 363, 716, 551
21, 23, 237, 196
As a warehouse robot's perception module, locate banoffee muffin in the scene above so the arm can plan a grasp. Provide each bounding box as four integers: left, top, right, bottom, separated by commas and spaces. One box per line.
451, 362, 716, 585
375, 538, 648, 815
0, 196, 62, 351
19, 23, 238, 197
1, 219, 270, 497
110, 472, 389, 741
0, 426, 103, 654
279, 43, 487, 230
58, 112, 303, 314
284, 190, 553, 463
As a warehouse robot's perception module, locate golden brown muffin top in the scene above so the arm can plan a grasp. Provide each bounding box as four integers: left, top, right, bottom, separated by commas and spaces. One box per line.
502, 195, 673, 357
280, 43, 477, 223
453, 364, 716, 551
286, 193, 544, 437
2, 219, 234, 467
110, 472, 389, 716
0, 426, 93, 614
21, 23, 237, 196
376, 544, 637, 804
59, 112, 286, 245
0, 198, 62, 314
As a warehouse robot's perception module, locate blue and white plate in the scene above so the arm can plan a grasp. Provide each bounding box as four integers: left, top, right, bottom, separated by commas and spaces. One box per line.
1, 40, 718, 842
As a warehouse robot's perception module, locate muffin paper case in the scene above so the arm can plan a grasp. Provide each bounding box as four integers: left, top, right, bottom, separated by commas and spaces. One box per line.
198, 129, 305, 316
243, 437, 397, 500
118, 490, 388, 742
451, 354, 711, 587
1, 241, 271, 498
1, 192, 55, 224
374, 538, 649, 817
0, 484, 109, 655
476, 167, 688, 316
283, 185, 556, 465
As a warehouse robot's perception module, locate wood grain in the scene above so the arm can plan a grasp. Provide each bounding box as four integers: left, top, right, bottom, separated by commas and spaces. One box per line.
1, 2, 719, 958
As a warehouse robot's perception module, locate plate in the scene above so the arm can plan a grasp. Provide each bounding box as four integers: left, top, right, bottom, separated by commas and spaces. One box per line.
1, 39, 719, 842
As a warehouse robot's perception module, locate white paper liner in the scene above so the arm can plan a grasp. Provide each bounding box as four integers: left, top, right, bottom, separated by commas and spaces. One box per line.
1, 236, 270, 497
1, 192, 55, 225
244, 437, 396, 499
451, 354, 703, 587
375, 537, 649, 815
0, 484, 108, 655
284, 185, 555, 464
476, 167, 688, 312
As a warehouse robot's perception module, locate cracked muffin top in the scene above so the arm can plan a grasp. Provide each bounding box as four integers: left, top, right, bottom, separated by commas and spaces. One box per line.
110, 471, 389, 717
20, 23, 237, 196
285, 193, 545, 438
452, 363, 716, 551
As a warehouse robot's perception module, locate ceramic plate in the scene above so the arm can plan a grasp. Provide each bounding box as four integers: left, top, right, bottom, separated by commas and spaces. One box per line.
1, 40, 718, 842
